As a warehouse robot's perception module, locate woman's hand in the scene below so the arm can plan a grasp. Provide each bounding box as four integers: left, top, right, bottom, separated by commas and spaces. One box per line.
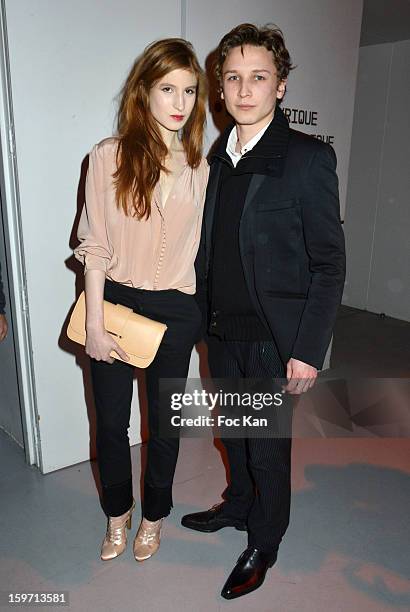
83, 270, 129, 363
85, 326, 129, 364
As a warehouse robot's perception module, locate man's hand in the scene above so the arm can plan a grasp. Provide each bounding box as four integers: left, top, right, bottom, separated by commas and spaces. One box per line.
284, 357, 317, 394
0, 313, 8, 342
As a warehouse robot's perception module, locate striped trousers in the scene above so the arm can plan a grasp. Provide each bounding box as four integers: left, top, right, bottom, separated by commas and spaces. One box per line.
206, 335, 294, 554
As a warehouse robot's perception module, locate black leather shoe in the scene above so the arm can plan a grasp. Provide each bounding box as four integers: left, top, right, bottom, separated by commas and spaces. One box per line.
181, 503, 247, 532
221, 547, 278, 600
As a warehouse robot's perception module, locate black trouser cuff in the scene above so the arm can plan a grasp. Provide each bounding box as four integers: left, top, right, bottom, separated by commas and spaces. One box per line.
143, 481, 173, 521
101, 478, 133, 517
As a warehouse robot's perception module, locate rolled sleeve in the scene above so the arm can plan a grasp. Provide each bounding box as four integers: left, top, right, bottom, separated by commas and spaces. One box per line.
74, 144, 113, 273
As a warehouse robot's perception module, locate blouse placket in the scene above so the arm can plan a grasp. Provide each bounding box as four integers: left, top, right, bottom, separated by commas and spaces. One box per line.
153, 188, 167, 290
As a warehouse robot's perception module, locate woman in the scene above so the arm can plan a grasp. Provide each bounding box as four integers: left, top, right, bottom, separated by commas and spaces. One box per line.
74, 38, 208, 562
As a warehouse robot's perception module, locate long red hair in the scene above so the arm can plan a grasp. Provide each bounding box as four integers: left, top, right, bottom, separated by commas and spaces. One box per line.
113, 38, 207, 219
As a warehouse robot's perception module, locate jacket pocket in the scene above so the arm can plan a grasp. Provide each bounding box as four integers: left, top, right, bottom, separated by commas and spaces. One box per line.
256, 198, 298, 212
263, 290, 307, 299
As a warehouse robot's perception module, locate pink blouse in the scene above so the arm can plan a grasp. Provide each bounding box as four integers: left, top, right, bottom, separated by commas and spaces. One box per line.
74, 137, 209, 294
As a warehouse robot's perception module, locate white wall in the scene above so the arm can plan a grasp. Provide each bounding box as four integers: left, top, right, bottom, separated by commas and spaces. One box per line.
344, 40, 410, 321
2, 0, 363, 473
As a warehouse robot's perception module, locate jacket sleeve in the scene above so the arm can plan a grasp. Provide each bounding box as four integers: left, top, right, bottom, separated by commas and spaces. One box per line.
74, 144, 113, 273
291, 143, 346, 369
0, 261, 6, 315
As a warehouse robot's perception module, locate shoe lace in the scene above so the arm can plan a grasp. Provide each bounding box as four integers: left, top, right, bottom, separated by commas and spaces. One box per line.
137, 520, 162, 545
107, 516, 126, 545
139, 530, 155, 545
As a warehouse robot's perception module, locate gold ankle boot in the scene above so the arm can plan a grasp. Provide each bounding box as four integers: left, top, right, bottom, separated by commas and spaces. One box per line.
100, 500, 135, 561
133, 517, 163, 561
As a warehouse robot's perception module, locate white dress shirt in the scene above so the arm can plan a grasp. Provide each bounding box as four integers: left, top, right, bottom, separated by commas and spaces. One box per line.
226, 119, 273, 167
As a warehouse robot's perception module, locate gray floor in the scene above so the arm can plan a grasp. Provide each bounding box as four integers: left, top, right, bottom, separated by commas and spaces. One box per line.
330, 306, 410, 376
0, 306, 409, 612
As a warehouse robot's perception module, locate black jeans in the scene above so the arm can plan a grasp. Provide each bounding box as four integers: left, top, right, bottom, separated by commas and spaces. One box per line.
90, 279, 201, 520
206, 335, 294, 554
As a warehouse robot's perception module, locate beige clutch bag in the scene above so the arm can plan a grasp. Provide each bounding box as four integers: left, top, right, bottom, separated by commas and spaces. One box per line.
67, 291, 167, 368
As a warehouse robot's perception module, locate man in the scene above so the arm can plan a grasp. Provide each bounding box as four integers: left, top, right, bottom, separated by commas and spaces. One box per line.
182, 24, 346, 599
0, 261, 8, 342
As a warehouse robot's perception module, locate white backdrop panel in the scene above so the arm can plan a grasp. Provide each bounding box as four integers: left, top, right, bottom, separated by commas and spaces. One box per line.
344, 40, 410, 321
5, 0, 181, 472
367, 40, 410, 321
343, 44, 392, 310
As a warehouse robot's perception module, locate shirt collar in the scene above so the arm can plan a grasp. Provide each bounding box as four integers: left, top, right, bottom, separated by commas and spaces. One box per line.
226, 118, 273, 166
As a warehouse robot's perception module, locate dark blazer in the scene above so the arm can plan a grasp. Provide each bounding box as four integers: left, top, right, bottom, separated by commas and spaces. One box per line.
195, 105, 346, 370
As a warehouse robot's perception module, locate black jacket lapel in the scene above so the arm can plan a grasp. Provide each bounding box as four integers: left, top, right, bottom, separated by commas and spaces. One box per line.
204, 161, 222, 271
241, 174, 267, 218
